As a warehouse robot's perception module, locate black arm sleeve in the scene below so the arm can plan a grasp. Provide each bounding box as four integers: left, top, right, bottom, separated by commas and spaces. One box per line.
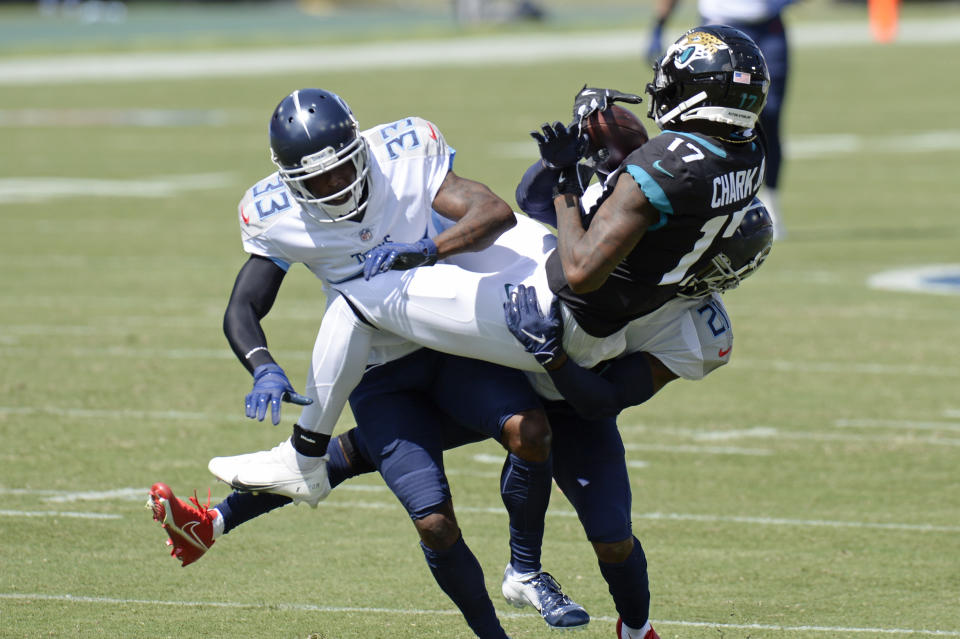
545, 351, 656, 419
223, 255, 287, 374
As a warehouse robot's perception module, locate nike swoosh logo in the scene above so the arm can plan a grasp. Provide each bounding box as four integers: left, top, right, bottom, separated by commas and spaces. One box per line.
182, 520, 209, 550
652, 160, 674, 177
240, 206, 250, 225
520, 329, 546, 344
718, 347, 732, 357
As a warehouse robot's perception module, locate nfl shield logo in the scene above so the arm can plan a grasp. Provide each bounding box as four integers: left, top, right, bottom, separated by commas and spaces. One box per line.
359, 228, 373, 242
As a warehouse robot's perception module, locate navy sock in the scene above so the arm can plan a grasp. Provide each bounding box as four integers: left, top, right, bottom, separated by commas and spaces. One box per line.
215, 491, 291, 535
597, 536, 650, 629
420, 537, 509, 639
500, 453, 551, 573
327, 429, 375, 488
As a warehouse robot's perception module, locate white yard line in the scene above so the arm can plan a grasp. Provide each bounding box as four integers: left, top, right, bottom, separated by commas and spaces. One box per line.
3, 489, 957, 532
0, 593, 956, 636
0, 510, 120, 520
1, 18, 960, 86
835, 418, 960, 433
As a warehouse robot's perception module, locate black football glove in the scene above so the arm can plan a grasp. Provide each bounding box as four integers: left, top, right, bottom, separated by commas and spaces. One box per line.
530, 121, 586, 170
572, 85, 644, 126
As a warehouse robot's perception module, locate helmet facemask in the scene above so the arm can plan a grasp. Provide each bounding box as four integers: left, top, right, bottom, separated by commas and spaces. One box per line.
676, 244, 771, 299
273, 134, 370, 223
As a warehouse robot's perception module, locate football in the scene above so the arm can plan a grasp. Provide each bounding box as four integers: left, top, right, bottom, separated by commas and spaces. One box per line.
581, 104, 649, 173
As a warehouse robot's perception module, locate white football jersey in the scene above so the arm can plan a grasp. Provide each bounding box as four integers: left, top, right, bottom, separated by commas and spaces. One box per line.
237, 116, 453, 291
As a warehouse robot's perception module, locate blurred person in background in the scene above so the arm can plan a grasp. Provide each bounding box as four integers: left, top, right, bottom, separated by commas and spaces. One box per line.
648, 0, 796, 239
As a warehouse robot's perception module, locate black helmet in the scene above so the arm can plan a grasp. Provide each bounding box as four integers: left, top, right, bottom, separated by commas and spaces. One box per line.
677, 197, 773, 298
269, 88, 369, 223
646, 25, 769, 132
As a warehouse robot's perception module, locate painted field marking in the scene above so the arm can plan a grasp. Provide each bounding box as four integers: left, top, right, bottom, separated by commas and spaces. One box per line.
869, 264, 960, 297
4, 342, 955, 378
2, 17, 960, 86
3, 492, 957, 533
0, 510, 120, 520
0, 406, 219, 421
623, 442, 772, 456
0, 174, 233, 204
835, 418, 960, 433
1, 593, 956, 636
734, 358, 959, 378
621, 423, 960, 449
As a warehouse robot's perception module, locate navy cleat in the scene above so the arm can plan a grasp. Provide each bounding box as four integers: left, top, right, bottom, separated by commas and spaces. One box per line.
501, 564, 590, 629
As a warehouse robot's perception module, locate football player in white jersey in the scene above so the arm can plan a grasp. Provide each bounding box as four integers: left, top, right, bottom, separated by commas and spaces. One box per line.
167, 87, 589, 637
648, 0, 796, 238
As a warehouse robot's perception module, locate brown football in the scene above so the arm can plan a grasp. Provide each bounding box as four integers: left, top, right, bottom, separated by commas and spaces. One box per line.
581, 104, 649, 172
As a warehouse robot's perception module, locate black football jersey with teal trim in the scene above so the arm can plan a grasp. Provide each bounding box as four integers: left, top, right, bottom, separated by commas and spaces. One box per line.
547, 130, 766, 337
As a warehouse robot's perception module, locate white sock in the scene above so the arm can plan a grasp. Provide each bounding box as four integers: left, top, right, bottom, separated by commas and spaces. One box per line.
211, 508, 225, 539
621, 619, 653, 639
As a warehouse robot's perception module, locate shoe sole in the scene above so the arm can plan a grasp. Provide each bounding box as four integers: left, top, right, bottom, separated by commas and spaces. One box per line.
221, 475, 326, 508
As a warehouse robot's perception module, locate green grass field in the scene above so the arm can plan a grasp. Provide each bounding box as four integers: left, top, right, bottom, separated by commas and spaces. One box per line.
2, 2, 960, 637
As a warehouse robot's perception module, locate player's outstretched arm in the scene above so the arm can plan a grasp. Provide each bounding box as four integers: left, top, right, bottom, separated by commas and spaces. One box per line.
554, 173, 658, 293
223, 255, 311, 425
430, 170, 516, 256
362, 170, 514, 280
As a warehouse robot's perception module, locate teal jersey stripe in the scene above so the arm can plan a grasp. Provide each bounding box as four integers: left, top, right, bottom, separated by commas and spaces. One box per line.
662, 130, 728, 158
625, 164, 670, 230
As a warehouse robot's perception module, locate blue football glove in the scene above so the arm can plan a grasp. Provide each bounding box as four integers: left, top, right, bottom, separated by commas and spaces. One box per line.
245, 363, 312, 426
530, 121, 586, 170
363, 237, 438, 280
503, 284, 565, 368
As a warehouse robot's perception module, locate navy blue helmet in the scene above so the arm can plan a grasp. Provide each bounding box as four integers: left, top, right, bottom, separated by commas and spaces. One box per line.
269, 88, 370, 223
647, 25, 769, 132
677, 197, 774, 298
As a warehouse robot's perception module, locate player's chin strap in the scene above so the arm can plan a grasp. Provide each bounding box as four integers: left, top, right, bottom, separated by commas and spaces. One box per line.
655, 91, 707, 127
681, 106, 758, 129
656, 91, 759, 130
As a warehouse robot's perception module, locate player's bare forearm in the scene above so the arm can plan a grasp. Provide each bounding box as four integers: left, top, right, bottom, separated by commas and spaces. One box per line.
555, 195, 630, 293
431, 171, 515, 257
554, 175, 653, 293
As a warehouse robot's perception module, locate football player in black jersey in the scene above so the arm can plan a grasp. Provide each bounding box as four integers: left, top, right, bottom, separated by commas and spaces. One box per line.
512, 25, 771, 639
535, 25, 769, 335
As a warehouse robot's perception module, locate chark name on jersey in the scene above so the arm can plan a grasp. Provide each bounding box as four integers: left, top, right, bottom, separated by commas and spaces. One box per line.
711, 165, 762, 208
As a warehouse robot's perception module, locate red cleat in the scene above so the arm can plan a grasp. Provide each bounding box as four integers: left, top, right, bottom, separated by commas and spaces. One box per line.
147, 482, 216, 567
616, 617, 660, 639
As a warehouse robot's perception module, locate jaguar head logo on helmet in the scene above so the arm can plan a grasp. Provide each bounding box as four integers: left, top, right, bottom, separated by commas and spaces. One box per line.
269, 88, 370, 223
647, 25, 770, 138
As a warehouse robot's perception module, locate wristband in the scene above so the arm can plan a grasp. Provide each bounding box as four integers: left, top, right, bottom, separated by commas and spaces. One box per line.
553, 166, 583, 198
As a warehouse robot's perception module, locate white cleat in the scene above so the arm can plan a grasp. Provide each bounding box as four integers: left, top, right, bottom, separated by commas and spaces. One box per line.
208, 437, 331, 507
502, 564, 589, 629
